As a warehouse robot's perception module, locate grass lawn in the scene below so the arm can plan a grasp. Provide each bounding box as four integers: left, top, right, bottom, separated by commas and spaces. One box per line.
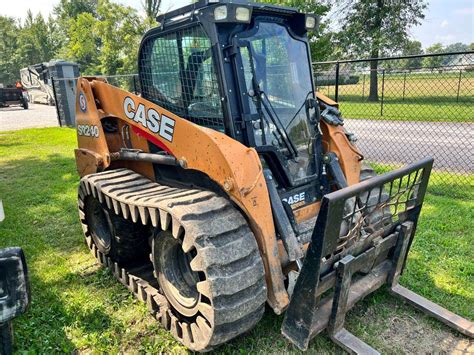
340, 101, 473, 122
0, 128, 472, 353
316, 71, 474, 122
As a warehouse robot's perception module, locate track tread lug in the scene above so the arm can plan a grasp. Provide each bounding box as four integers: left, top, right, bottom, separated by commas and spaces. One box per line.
181, 322, 193, 347
138, 206, 149, 225
171, 217, 184, 239
112, 199, 121, 215
148, 207, 159, 227
129, 205, 139, 223
198, 303, 214, 325
79, 169, 266, 352
191, 323, 203, 345
196, 280, 212, 298
159, 210, 171, 230
197, 316, 212, 340
190, 253, 204, 272
182, 233, 195, 253
120, 202, 130, 219
104, 195, 112, 209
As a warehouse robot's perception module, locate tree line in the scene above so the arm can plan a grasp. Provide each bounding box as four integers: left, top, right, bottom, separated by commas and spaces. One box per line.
0, 0, 159, 84
0, 0, 472, 101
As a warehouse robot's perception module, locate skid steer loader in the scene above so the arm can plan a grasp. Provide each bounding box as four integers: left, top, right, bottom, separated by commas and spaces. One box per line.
74, 0, 473, 352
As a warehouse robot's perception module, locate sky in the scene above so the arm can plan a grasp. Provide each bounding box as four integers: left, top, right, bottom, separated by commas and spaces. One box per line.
2, 0, 473, 48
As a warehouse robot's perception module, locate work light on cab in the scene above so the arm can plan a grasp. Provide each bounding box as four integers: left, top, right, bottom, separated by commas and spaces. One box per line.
213, 5, 227, 21
305, 15, 318, 30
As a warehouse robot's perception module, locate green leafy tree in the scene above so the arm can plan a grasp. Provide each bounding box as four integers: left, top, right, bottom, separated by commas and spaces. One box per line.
142, 0, 162, 21
53, 0, 98, 20
337, 0, 427, 101
1, 12, 59, 84
95, 0, 145, 75
60, 0, 145, 76
64, 12, 99, 73
402, 40, 424, 69
53, 0, 98, 55
258, 0, 333, 62
444, 42, 470, 53
442, 43, 470, 65
16, 11, 58, 68
423, 43, 444, 68
47, 15, 62, 56
0, 16, 21, 83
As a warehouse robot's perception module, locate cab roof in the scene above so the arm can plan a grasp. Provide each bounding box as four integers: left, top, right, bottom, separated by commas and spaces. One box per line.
156, 0, 301, 25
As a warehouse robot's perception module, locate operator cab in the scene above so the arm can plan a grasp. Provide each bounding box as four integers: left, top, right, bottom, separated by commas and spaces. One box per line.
138, 0, 320, 192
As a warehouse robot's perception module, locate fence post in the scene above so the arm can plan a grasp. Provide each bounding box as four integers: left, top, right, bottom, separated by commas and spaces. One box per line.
402, 71, 407, 101
335, 62, 340, 102
362, 74, 365, 99
314, 67, 318, 90
456, 69, 462, 102
380, 69, 385, 116
51, 77, 62, 127
133, 75, 138, 95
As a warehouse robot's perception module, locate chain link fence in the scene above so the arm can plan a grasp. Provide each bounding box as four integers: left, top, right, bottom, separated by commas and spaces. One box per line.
314, 51, 473, 198
102, 74, 141, 94
52, 52, 472, 197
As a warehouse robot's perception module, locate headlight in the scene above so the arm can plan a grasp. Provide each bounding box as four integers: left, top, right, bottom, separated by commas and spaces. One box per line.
235, 7, 251, 22
214, 5, 228, 21
305, 15, 317, 30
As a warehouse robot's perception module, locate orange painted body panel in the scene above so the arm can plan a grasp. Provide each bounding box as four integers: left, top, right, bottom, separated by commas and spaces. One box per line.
321, 122, 363, 186
75, 78, 288, 313
75, 77, 362, 314
316, 92, 339, 108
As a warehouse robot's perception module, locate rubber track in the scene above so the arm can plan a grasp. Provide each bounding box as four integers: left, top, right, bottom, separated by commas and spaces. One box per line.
78, 169, 266, 351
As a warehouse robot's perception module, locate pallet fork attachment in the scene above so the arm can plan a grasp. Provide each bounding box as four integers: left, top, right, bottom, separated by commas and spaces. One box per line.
281, 157, 473, 353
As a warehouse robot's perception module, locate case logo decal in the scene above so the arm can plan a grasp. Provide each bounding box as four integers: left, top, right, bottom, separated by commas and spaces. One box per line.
283, 192, 306, 208
123, 96, 175, 142
78, 92, 87, 112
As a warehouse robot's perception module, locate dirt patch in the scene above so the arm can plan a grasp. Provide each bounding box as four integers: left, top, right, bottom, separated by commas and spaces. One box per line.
347, 294, 473, 354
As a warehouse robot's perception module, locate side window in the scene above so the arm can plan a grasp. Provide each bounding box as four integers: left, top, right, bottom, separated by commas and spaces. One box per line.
140, 26, 224, 131
151, 34, 180, 102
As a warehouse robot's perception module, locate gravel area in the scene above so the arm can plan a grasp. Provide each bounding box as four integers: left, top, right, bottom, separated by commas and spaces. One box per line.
345, 119, 473, 172
0, 104, 59, 131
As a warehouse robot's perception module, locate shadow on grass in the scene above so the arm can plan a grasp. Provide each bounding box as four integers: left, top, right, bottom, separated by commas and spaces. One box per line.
13, 272, 115, 352
0, 141, 26, 148
12, 276, 77, 352
218, 191, 473, 353
428, 182, 473, 200
0, 154, 81, 255
1, 152, 471, 353
216, 306, 337, 354
403, 196, 473, 317
0, 154, 120, 351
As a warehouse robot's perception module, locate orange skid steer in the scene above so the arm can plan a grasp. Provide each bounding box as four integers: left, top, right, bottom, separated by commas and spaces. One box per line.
74, 0, 473, 352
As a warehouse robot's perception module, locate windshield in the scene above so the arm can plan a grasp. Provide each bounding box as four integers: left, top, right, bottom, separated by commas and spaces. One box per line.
239, 22, 316, 182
